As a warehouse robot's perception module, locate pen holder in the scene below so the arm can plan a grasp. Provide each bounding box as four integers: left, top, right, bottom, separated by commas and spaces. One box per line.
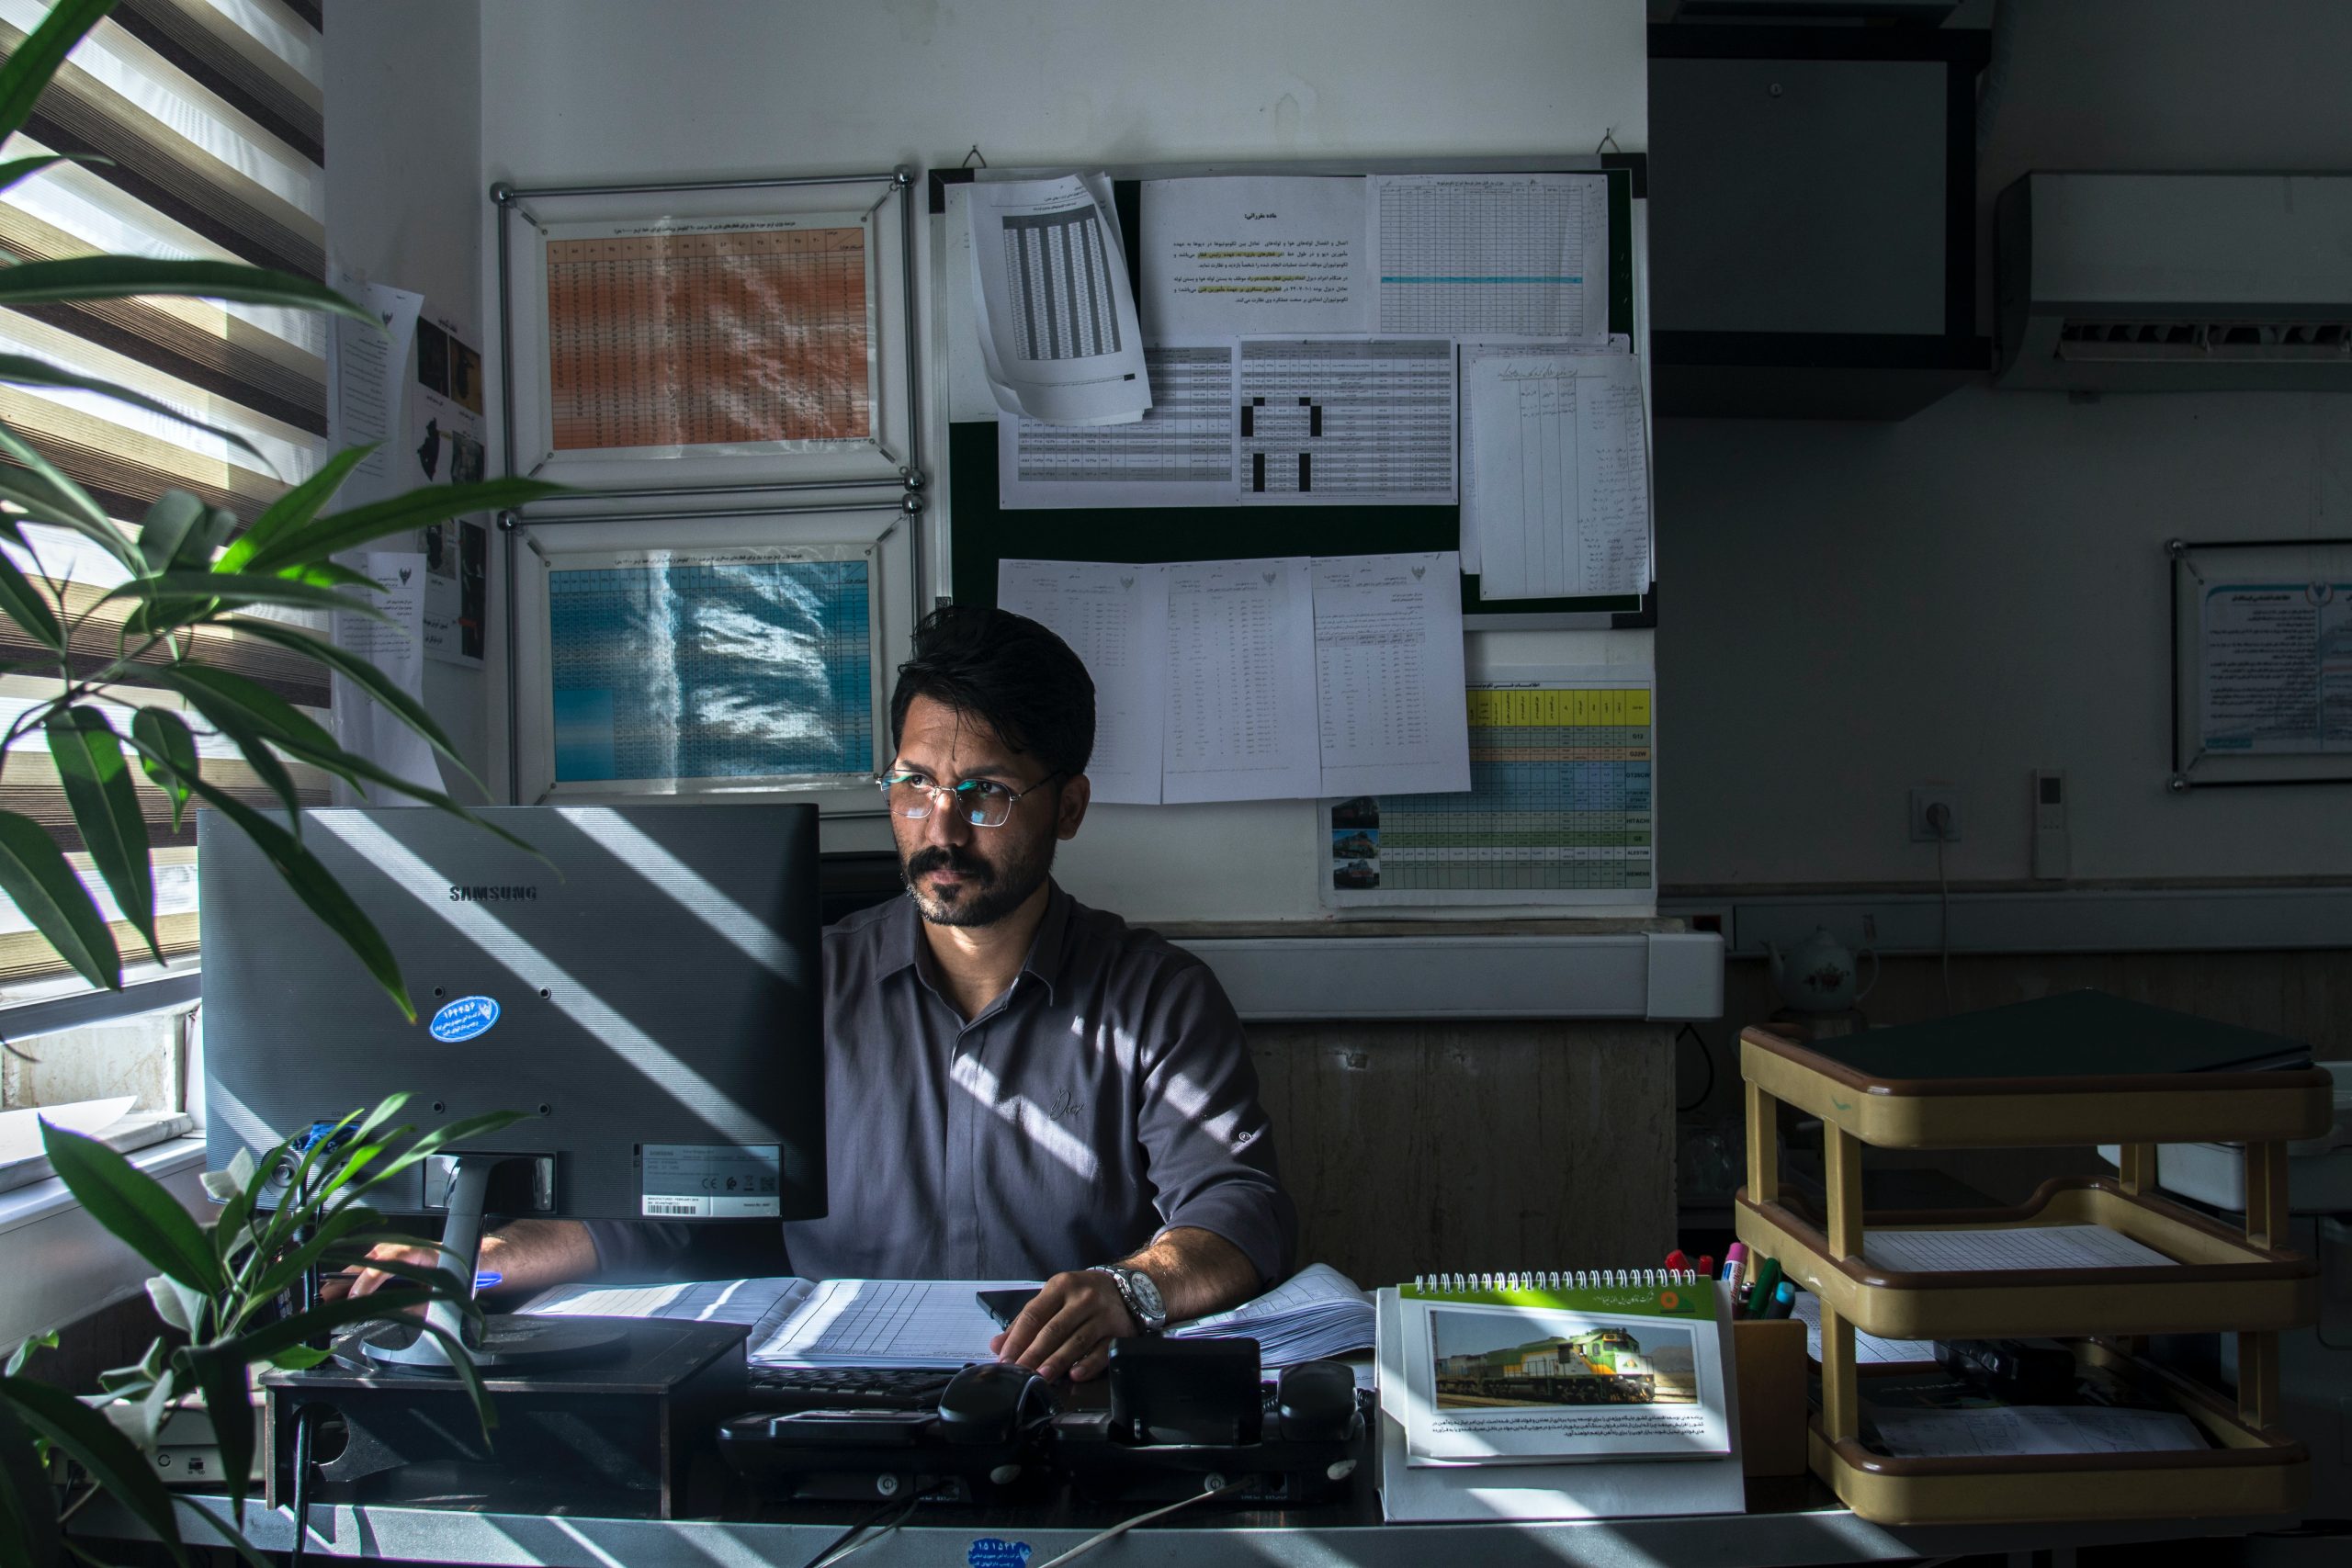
1732, 1318, 1807, 1478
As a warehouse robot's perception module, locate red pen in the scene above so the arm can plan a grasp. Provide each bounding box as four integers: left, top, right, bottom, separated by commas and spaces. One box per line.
1697, 1255, 1715, 1280
1664, 1249, 1689, 1273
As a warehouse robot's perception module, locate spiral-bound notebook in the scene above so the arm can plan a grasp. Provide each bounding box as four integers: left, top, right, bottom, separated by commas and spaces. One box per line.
1374, 1272, 1745, 1522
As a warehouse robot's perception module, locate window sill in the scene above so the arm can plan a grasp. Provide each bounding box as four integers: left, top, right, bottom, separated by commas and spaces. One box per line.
0, 1134, 209, 1346
0, 1111, 194, 1197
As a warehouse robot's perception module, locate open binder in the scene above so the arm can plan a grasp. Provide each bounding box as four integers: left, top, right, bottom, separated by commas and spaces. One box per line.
1374, 1272, 1746, 1521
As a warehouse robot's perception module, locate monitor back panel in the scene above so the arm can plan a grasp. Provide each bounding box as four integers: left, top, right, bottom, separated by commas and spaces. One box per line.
199, 803, 825, 1222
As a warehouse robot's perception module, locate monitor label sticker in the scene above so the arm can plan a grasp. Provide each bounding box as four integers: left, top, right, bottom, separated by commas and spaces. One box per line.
428, 995, 501, 1043
641, 1143, 783, 1218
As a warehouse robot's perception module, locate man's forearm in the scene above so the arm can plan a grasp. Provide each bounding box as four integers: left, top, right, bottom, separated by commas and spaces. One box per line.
479, 1218, 598, 1296
1124, 1225, 1261, 1323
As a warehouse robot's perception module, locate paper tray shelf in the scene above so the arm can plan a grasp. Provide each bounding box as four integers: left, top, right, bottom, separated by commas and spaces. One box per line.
1739, 1026, 2335, 1151
1736, 1178, 2318, 1341
1809, 1339, 2307, 1526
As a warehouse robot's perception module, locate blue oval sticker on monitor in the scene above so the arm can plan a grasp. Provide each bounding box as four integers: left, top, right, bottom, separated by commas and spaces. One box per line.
429, 995, 500, 1043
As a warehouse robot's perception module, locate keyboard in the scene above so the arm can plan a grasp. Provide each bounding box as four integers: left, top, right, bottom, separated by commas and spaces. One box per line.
742, 1364, 959, 1413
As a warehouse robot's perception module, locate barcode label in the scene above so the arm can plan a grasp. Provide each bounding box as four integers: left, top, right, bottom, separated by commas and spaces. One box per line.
642, 1196, 705, 1217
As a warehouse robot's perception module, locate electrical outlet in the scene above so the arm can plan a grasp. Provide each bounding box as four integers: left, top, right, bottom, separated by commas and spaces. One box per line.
1909, 786, 1961, 842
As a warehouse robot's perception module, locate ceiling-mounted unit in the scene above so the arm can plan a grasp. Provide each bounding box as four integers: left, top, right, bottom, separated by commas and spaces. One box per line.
1996, 172, 2352, 391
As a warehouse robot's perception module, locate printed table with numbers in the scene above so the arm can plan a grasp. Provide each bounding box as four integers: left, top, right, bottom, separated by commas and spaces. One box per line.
1326, 682, 1653, 905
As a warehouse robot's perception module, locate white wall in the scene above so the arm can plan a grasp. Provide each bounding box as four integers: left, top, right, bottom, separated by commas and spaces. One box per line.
324, 0, 492, 791
472, 0, 1652, 921
1658, 0, 2352, 893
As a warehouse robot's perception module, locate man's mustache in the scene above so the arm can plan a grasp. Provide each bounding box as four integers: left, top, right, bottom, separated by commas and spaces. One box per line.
905, 846, 992, 884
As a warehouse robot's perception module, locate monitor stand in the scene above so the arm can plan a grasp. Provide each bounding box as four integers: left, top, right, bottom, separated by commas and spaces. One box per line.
359, 1153, 625, 1372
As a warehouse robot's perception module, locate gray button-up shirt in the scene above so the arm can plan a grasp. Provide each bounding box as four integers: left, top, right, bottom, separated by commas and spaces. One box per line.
588, 882, 1295, 1284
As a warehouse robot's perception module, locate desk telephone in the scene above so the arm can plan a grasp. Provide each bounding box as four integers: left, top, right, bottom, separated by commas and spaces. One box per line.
718, 1342, 1363, 1505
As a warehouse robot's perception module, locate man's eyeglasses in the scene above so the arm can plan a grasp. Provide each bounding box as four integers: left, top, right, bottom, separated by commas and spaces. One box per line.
876, 770, 1065, 829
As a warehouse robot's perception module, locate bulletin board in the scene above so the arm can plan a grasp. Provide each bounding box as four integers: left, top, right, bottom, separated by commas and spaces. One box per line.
932, 156, 1652, 630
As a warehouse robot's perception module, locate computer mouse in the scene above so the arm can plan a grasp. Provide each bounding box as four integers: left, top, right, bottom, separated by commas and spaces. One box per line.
937, 1361, 1050, 1445
1276, 1359, 1361, 1442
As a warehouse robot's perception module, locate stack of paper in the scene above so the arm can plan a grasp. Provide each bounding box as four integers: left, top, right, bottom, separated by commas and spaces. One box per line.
522, 1276, 1025, 1370
1169, 1263, 1374, 1366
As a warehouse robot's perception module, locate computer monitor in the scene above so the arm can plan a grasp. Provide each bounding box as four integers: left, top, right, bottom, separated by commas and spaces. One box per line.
199, 802, 825, 1367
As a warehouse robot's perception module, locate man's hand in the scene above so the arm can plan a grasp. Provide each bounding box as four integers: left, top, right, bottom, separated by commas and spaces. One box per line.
990, 1269, 1137, 1382
321, 1235, 503, 1303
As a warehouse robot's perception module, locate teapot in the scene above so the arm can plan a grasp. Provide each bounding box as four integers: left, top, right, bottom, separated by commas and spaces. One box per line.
1763, 927, 1878, 1013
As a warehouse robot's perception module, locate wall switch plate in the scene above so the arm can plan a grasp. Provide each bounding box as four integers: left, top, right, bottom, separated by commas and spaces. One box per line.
2033, 769, 2070, 879
1908, 786, 1961, 842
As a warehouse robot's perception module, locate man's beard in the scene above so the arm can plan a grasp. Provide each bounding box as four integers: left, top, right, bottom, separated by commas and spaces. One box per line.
900, 836, 1055, 928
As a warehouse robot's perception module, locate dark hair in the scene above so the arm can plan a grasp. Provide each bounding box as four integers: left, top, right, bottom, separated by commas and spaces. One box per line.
889, 605, 1095, 779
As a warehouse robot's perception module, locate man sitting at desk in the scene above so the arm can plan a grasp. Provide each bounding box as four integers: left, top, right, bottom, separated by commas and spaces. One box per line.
348, 606, 1295, 1382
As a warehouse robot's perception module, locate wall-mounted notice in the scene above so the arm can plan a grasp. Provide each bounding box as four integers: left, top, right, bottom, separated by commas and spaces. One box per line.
1238, 338, 1455, 505
997, 558, 1169, 805
1372, 173, 1611, 343
1141, 175, 1370, 338
2199, 581, 2352, 754
1000, 553, 1469, 804
1462, 348, 1651, 599
998, 344, 1236, 508
968, 174, 1151, 425
1324, 671, 1654, 908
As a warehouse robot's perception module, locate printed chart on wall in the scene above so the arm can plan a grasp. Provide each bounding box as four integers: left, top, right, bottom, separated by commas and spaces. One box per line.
2199, 580, 2352, 755
1323, 671, 1653, 908
537, 216, 876, 462
543, 545, 877, 789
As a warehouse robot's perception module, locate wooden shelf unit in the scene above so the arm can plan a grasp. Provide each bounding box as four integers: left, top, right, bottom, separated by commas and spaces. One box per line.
1736, 1022, 2335, 1526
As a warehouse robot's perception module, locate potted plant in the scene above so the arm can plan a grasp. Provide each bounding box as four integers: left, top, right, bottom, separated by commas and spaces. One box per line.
0, 3, 561, 1562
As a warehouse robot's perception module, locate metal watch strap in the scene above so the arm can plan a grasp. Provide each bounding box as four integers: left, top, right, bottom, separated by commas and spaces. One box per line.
1090, 1264, 1165, 1333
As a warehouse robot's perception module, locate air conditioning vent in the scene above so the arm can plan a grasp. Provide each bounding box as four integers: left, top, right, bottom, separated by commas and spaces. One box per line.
2053, 319, 2352, 363
1997, 173, 2352, 390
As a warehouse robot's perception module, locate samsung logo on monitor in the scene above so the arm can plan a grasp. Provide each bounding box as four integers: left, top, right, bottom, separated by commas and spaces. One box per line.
449, 885, 538, 902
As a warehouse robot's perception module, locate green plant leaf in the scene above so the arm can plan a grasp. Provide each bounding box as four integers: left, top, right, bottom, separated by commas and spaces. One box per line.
3, 1334, 54, 1380
143, 1275, 206, 1339
110, 569, 400, 626
219, 615, 472, 778
134, 680, 301, 829
0, 1400, 61, 1568
266, 1345, 331, 1372
0, 807, 118, 990
155, 665, 334, 755
170, 1344, 252, 1524
182, 778, 413, 1019
368, 1109, 537, 1187
240, 478, 562, 575
0, 356, 266, 468
129, 706, 198, 830
46, 705, 159, 962
106, 1366, 177, 1453
0, 151, 107, 197
2, 1376, 187, 1565
0, 545, 62, 651
0, 419, 126, 558
0, 0, 113, 145
0, 257, 379, 326
280, 560, 383, 592
223, 1292, 499, 1448
275, 738, 539, 858
40, 1122, 220, 1292
133, 491, 207, 576
211, 445, 372, 576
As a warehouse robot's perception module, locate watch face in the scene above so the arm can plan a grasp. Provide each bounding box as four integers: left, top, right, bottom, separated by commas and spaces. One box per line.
1127, 1269, 1165, 1318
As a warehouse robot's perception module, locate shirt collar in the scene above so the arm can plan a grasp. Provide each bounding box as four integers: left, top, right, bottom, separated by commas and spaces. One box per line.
876, 879, 1072, 1008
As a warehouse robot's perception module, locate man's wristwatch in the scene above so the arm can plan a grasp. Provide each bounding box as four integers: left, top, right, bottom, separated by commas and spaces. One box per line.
1089, 1264, 1168, 1334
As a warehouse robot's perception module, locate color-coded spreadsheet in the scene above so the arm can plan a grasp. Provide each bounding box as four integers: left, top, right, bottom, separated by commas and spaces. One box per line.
1326, 681, 1653, 906
547, 549, 875, 784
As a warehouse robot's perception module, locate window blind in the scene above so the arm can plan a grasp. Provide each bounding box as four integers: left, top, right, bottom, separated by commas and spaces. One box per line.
0, 0, 328, 998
